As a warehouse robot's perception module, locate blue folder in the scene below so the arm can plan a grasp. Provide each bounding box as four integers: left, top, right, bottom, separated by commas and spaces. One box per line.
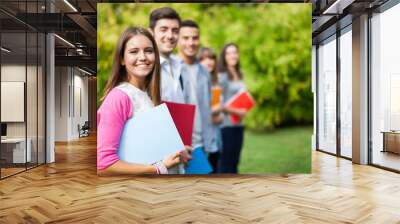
117, 103, 184, 165
185, 147, 213, 174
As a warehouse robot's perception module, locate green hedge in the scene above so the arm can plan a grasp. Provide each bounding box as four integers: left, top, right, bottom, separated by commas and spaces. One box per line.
97, 3, 312, 130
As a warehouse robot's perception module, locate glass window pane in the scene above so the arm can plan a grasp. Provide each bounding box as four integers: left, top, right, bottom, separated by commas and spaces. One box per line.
1, 0, 46, 179
340, 28, 352, 158
317, 36, 337, 154
1, 6, 28, 177
371, 3, 400, 171
27, 31, 38, 169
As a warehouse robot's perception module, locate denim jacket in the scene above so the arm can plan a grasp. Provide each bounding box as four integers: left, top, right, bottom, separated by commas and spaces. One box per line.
177, 58, 218, 153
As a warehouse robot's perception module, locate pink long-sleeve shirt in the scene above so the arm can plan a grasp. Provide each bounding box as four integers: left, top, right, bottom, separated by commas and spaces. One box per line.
97, 88, 133, 170
97, 82, 183, 174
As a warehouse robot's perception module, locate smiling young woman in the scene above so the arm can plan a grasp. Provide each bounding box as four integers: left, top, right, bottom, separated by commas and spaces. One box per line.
218, 43, 247, 174
97, 27, 192, 176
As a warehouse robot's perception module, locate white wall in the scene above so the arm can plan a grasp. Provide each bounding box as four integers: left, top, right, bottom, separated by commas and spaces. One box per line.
55, 66, 69, 141
1, 64, 25, 128
1, 65, 26, 141
54, 67, 89, 141
73, 72, 89, 138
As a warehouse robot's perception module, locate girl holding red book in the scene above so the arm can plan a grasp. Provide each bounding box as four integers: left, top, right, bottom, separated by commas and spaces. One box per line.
217, 43, 248, 173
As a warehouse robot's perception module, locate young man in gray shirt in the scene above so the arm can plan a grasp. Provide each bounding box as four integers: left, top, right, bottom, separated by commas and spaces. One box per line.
177, 20, 217, 161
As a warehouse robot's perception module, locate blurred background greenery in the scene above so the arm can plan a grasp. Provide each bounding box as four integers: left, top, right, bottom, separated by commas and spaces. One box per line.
98, 3, 312, 173
240, 126, 311, 173
97, 3, 312, 131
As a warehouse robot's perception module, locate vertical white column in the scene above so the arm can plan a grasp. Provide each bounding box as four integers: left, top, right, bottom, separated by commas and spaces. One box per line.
46, 33, 55, 163
46, 1, 55, 163
352, 14, 369, 164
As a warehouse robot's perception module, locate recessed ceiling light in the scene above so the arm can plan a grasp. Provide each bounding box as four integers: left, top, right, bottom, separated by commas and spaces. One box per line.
63, 0, 78, 12
322, 0, 354, 15
78, 67, 92, 76
54, 34, 75, 48
1, 47, 11, 53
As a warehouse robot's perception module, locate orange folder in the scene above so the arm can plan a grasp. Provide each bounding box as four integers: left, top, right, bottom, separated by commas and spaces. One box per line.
211, 86, 222, 106
225, 90, 255, 124
164, 101, 196, 146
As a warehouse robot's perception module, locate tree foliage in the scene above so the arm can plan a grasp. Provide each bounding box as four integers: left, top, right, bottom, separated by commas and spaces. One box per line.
97, 3, 312, 130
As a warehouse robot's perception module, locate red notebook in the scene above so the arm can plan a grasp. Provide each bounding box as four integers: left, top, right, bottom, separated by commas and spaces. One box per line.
163, 101, 196, 146
225, 90, 255, 124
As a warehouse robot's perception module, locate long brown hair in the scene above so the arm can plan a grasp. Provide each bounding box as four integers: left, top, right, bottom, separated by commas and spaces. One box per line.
218, 43, 243, 80
101, 27, 161, 106
198, 47, 218, 85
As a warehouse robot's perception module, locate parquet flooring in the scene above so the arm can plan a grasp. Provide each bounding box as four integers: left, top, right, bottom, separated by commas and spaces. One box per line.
1, 134, 400, 223
1, 167, 25, 177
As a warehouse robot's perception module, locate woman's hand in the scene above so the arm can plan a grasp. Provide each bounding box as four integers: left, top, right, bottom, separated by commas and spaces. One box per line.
223, 106, 247, 118
211, 113, 224, 124
179, 146, 193, 164
236, 108, 247, 118
162, 146, 193, 168
162, 151, 182, 169
212, 104, 223, 114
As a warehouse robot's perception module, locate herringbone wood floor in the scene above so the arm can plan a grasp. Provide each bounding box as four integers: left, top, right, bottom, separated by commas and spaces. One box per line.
1, 134, 400, 223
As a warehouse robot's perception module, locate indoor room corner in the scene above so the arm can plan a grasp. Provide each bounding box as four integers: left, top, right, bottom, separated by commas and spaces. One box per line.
0, 0, 97, 179
54, 66, 97, 142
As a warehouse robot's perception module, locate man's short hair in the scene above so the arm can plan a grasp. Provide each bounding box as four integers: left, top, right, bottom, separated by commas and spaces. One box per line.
181, 20, 199, 29
149, 7, 181, 29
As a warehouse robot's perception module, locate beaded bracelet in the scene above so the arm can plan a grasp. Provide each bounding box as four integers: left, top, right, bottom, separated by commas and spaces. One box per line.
152, 161, 168, 174
154, 166, 160, 174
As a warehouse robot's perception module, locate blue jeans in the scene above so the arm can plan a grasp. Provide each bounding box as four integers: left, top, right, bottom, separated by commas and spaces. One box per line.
208, 126, 222, 173
218, 126, 244, 173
